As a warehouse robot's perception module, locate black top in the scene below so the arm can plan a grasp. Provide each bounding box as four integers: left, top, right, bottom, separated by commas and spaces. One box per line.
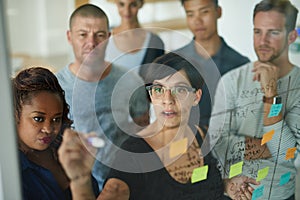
105, 133, 225, 200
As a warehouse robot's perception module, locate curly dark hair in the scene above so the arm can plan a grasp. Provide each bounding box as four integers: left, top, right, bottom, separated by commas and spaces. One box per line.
12, 67, 72, 147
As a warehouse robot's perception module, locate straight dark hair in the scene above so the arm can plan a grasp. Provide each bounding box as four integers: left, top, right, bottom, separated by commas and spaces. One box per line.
144, 52, 204, 91
180, 0, 218, 7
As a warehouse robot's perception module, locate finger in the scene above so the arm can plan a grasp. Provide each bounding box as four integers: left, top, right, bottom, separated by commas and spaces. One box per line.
99, 178, 130, 200
248, 185, 254, 194
63, 128, 78, 140
253, 61, 260, 70
241, 186, 252, 200
253, 71, 261, 82
246, 177, 260, 186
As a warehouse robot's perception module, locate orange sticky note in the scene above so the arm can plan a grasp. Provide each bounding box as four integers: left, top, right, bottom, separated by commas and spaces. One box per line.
256, 167, 269, 182
169, 138, 188, 158
191, 165, 209, 183
261, 130, 275, 145
229, 161, 243, 178
285, 147, 297, 160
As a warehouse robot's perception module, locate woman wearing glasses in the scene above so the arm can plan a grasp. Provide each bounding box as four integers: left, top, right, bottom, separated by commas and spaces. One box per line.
58, 52, 257, 200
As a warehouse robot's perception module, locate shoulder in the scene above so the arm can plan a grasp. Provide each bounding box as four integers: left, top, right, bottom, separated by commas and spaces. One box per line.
220, 38, 250, 64
56, 65, 72, 82
224, 61, 253, 75
19, 151, 31, 171
292, 65, 300, 74
173, 40, 193, 54
111, 64, 144, 83
221, 62, 253, 83
121, 137, 150, 153
148, 32, 164, 45
56, 65, 69, 76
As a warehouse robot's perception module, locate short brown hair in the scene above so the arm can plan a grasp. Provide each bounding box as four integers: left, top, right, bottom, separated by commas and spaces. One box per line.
253, 0, 298, 33
69, 4, 109, 30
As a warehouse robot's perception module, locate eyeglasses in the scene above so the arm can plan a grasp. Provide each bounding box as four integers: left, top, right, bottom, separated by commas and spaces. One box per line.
146, 84, 196, 100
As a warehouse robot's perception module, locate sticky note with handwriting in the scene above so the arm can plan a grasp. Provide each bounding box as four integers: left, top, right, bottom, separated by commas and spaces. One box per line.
229, 161, 243, 179
169, 137, 188, 158
261, 129, 275, 145
191, 165, 208, 183
256, 167, 269, 182
268, 104, 282, 117
285, 147, 297, 160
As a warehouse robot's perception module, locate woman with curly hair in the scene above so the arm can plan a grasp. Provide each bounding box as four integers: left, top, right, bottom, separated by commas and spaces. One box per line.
13, 67, 99, 200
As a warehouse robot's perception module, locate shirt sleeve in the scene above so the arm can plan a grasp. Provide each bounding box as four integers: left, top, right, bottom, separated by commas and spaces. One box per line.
207, 73, 246, 178
263, 98, 300, 166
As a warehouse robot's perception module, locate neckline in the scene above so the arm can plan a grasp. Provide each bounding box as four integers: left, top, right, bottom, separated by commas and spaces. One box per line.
110, 31, 150, 55
140, 135, 204, 186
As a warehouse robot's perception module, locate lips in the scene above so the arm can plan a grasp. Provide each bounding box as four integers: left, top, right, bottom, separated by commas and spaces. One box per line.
258, 48, 270, 52
40, 137, 53, 144
194, 28, 206, 33
162, 111, 177, 117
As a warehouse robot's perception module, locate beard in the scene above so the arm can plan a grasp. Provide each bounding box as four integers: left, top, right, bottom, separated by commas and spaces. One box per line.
255, 39, 288, 63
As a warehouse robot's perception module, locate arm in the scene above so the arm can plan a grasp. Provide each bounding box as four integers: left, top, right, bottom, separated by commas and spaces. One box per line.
208, 69, 259, 200
208, 73, 245, 175
58, 129, 97, 200
252, 61, 298, 163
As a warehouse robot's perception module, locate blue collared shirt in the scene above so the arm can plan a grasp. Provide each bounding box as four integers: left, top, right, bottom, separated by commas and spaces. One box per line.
174, 37, 250, 127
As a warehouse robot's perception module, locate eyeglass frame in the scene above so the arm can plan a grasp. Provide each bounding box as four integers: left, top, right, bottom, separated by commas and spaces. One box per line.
145, 84, 196, 100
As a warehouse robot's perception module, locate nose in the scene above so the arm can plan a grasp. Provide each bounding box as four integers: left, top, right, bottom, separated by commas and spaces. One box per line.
162, 89, 175, 105
194, 12, 203, 25
41, 121, 54, 134
259, 32, 270, 45
87, 35, 97, 49
124, 6, 131, 16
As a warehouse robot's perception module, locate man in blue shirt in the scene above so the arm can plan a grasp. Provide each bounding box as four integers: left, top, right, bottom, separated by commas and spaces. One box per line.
56, 4, 149, 191
174, 0, 250, 129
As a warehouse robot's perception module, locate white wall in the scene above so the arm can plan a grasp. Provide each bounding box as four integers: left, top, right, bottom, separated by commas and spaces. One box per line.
93, 0, 299, 63
6, 0, 74, 57
6, 0, 300, 63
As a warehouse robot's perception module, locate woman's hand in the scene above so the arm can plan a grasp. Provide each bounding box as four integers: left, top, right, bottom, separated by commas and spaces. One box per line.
58, 129, 97, 181
98, 178, 130, 200
224, 176, 260, 200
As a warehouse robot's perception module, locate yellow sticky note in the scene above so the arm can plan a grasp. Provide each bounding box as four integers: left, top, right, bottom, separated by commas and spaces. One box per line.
229, 161, 243, 178
285, 147, 297, 160
191, 165, 209, 183
256, 167, 269, 182
169, 138, 188, 158
261, 130, 275, 145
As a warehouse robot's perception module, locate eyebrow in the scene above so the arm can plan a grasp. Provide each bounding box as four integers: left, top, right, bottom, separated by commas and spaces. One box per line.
76, 29, 107, 33
253, 28, 283, 32
152, 81, 191, 86
31, 111, 63, 116
185, 4, 214, 13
